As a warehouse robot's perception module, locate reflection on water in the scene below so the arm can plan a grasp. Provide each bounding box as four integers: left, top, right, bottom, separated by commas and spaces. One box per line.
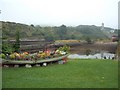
68, 52, 115, 59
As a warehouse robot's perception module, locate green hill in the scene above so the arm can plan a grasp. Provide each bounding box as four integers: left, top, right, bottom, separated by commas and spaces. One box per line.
1, 21, 116, 41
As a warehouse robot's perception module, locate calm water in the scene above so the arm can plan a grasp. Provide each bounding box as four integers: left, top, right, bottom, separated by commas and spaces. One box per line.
68, 52, 115, 59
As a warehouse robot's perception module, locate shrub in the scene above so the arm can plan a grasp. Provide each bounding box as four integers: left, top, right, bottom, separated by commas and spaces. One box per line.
0, 53, 6, 59
9, 54, 15, 60
23, 54, 31, 60
2, 42, 15, 55
58, 45, 70, 53
85, 49, 91, 56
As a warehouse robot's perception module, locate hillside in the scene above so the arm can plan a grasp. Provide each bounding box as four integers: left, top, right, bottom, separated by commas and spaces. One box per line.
1, 21, 117, 41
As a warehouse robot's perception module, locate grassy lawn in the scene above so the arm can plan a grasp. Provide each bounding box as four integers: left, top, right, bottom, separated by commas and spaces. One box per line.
2, 59, 118, 88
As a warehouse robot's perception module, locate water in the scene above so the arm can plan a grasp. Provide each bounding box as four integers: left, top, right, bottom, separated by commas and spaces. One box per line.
68, 52, 115, 59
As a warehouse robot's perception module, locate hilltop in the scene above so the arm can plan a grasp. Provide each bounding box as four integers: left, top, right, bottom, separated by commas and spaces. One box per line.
1, 21, 118, 41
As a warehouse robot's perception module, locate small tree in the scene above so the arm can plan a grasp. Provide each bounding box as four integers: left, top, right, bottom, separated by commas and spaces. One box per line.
85, 49, 91, 56
14, 30, 20, 52
85, 37, 92, 44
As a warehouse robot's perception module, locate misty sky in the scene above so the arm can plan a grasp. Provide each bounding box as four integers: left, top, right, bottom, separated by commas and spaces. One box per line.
0, 0, 119, 29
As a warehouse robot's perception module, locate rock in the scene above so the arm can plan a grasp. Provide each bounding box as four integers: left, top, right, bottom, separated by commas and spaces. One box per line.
35, 64, 40, 67
4, 65, 9, 67
14, 65, 19, 67
43, 63, 47, 66
25, 64, 32, 68
58, 61, 64, 64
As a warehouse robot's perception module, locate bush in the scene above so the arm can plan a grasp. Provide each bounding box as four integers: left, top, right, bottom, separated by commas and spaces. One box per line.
0, 53, 6, 59
2, 42, 15, 55
58, 45, 70, 53
9, 54, 15, 60
85, 37, 92, 44
85, 49, 91, 56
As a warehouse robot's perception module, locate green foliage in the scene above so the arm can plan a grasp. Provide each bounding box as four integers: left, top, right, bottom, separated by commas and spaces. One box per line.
57, 25, 67, 40
13, 30, 20, 52
0, 53, 6, 59
44, 34, 54, 41
85, 37, 92, 44
2, 42, 15, 55
9, 54, 15, 59
58, 45, 70, 53
85, 49, 91, 56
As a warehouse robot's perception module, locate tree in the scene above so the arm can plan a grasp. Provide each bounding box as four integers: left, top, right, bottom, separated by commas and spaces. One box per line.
85, 37, 92, 44
30, 24, 34, 27
44, 34, 54, 42
13, 30, 20, 52
2, 36, 14, 55
57, 25, 67, 40
71, 34, 76, 39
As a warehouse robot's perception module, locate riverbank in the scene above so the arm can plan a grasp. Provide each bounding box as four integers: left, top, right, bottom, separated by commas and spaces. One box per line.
2, 59, 118, 88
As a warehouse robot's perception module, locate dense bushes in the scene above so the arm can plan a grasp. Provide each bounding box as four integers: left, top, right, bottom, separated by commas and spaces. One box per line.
2, 42, 15, 55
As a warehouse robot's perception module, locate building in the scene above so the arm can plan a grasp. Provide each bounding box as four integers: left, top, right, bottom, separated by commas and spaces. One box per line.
101, 23, 104, 30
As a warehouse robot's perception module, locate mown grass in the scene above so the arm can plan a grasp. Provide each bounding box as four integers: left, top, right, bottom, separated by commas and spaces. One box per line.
2, 59, 118, 88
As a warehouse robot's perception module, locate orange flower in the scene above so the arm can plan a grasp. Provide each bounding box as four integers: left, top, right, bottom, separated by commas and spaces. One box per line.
23, 52, 29, 55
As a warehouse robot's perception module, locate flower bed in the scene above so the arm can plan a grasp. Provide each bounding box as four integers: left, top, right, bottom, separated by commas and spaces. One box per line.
0, 45, 70, 61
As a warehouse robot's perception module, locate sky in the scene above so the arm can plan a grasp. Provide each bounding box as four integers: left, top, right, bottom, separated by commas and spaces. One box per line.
0, 0, 119, 29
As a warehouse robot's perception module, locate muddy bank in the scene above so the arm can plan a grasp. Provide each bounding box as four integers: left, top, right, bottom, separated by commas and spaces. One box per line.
69, 42, 117, 54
